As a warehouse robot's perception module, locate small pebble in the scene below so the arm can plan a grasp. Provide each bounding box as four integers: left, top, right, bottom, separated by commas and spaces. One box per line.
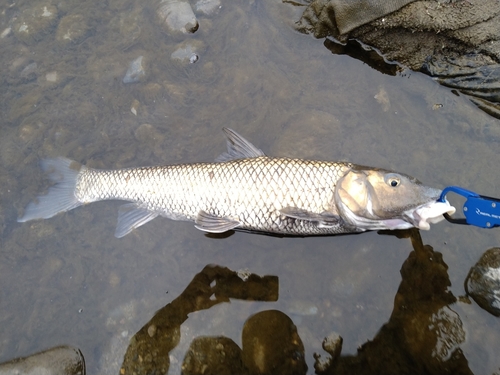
1, 27, 11, 38
45, 71, 58, 82
123, 56, 145, 84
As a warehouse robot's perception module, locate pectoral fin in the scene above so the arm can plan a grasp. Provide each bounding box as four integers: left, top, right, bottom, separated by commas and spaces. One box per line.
280, 207, 341, 228
195, 210, 241, 233
115, 203, 158, 238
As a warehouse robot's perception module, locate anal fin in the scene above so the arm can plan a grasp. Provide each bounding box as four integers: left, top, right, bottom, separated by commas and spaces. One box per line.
115, 203, 158, 238
195, 210, 240, 233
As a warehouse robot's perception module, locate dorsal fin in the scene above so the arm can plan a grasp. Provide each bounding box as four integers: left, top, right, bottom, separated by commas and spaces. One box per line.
215, 128, 266, 162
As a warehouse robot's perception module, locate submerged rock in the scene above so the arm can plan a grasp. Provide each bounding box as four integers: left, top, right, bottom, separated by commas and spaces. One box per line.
12, 4, 58, 44
109, 10, 142, 49
56, 14, 90, 45
0, 27, 11, 38
0, 346, 85, 375
194, 0, 221, 16
123, 56, 146, 84
157, 0, 199, 35
45, 71, 58, 83
19, 62, 38, 82
171, 44, 198, 63
465, 247, 500, 317
139, 83, 164, 102
171, 40, 205, 64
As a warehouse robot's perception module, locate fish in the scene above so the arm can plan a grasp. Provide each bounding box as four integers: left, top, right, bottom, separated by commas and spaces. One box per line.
18, 128, 455, 238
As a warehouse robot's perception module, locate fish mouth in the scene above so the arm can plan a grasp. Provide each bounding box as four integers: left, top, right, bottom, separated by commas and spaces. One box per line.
401, 200, 456, 230
337, 198, 456, 231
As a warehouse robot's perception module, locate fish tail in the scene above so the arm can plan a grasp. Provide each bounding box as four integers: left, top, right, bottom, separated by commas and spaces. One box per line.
18, 158, 83, 222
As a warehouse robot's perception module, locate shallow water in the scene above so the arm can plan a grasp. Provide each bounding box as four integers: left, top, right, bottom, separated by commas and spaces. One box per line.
1, 0, 500, 374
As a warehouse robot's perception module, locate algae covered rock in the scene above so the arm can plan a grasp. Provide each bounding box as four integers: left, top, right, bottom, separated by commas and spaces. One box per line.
465, 247, 500, 317
13, 4, 58, 44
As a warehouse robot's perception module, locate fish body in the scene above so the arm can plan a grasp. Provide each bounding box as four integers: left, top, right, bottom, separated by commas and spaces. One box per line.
18, 128, 455, 237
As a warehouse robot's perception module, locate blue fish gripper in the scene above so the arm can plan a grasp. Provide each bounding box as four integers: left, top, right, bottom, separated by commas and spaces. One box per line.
439, 186, 500, 228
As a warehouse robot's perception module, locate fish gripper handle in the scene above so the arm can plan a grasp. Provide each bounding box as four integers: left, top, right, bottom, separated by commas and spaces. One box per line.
439, 186, 500, 228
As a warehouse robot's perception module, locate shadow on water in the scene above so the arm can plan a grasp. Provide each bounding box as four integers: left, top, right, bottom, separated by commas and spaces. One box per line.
323, 38, 400, 77
89, 229, 470, 375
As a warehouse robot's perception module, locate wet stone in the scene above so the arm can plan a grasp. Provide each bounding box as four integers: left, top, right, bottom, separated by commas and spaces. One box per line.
123, 56, 146, 84
157, 0, 199, 35
133, 123, 165, 158
20, 62, 38, 82
164, 82, 188, 103
109, 10, 142, 49
171, 40, 205, 64
18, 119, 44, 144
0, 346, 85, 375
12, 4, 58, 45
130, 99, 140, 115
139, 83, 164, 102
56, 14, 90, 46
9, 90, 42, 122
465, 247, 500, 317
194, 0, 221, 16
1, 27, 11, 38
171, 46, 198, 63
45, 71, 58, 83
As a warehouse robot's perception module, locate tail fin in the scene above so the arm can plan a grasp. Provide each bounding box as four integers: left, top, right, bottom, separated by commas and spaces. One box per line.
18, 158, 83, 222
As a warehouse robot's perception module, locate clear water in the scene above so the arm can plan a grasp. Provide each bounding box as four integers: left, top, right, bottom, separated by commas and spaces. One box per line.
1, 0, 500, 373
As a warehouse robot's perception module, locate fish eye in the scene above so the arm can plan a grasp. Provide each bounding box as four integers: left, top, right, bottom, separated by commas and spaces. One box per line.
384, 173, 401, 188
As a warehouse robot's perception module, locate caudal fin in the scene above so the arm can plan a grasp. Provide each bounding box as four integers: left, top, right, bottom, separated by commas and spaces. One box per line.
18, 158, 83, 222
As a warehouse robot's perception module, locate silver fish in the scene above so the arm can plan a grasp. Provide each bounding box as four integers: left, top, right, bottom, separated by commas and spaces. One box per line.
18, 128, 455, 237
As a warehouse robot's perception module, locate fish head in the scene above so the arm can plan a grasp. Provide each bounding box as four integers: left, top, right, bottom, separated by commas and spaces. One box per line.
334, 167, 456, 231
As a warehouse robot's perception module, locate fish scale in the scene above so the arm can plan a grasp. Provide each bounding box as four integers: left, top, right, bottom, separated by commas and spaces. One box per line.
75, 157, 352, 235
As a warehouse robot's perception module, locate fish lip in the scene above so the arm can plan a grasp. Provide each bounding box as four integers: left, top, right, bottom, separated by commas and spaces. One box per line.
402, 200, 456, 230
336, 197, 456, 231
